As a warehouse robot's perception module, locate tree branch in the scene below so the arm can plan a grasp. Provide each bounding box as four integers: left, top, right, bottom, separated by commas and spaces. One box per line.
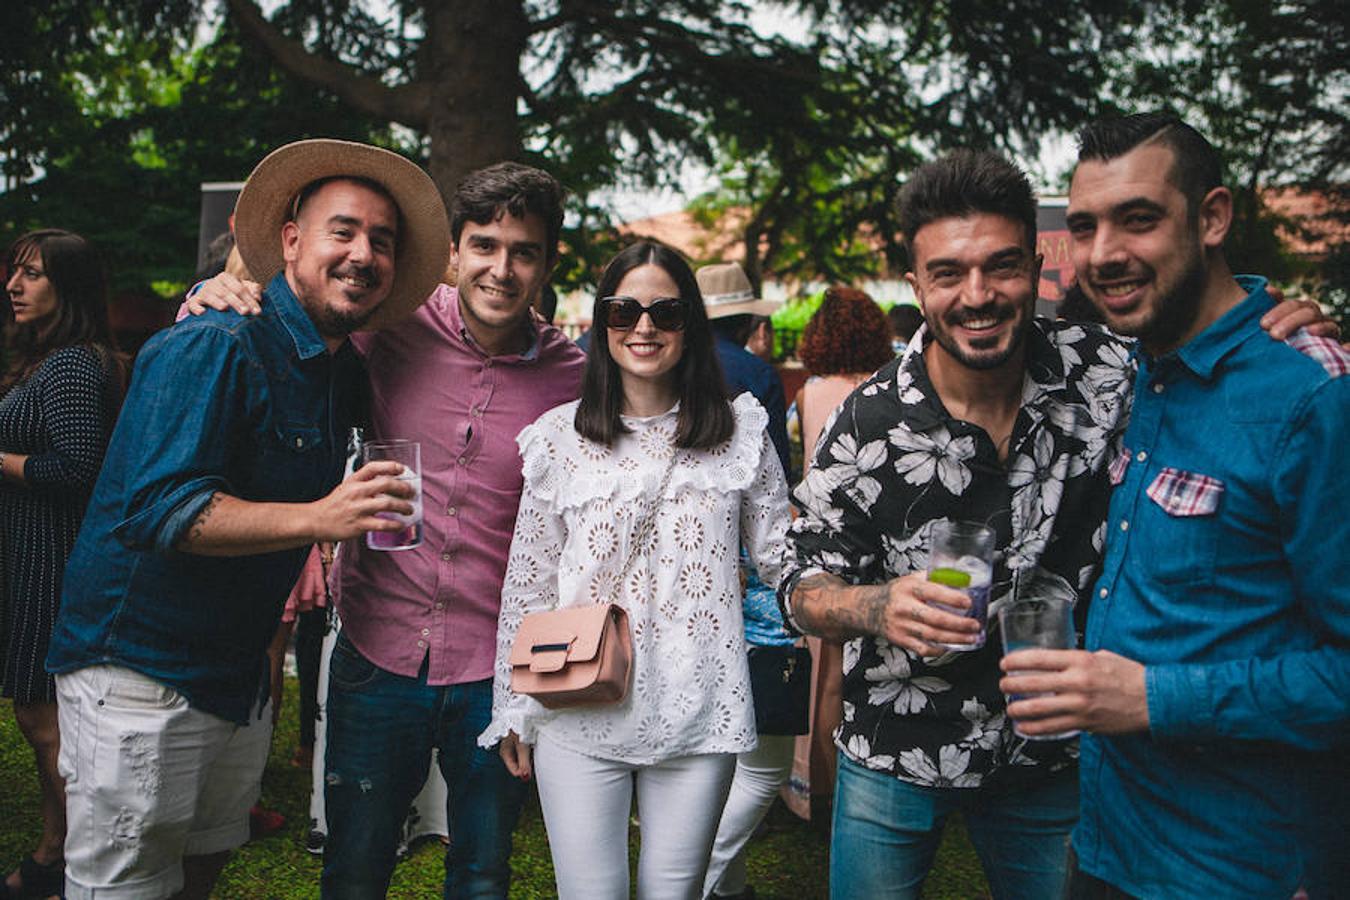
224, 0, 430, 125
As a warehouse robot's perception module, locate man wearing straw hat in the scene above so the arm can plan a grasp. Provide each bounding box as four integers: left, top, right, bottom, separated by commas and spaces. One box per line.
46, 139, 449, 900
186, 161, 586, 898
696, 261, 790, 472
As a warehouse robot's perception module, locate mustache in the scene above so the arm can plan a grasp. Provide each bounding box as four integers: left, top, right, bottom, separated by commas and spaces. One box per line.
946, 304, 1012, 326
1091, 260, 1148, 282
334, 263, 380, 287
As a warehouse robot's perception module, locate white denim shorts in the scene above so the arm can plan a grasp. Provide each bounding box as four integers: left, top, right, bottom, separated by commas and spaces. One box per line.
55, 665, 272, 900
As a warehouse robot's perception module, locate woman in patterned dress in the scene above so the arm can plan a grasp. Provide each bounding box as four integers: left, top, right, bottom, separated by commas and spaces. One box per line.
480, 242, 790, 899
1, 230, 121, 900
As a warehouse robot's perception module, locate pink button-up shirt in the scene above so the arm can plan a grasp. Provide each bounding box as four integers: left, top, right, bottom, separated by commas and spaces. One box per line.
332, 285, 585, 684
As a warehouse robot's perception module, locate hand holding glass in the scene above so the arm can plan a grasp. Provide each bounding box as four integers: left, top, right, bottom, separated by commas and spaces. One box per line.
926, 521, 995, 651
999, 596, 1079, 740
362, 439, 423, 551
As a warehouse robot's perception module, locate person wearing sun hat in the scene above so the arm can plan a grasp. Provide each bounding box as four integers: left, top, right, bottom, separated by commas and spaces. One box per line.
45, 138, 449, 900
182, 159, 587, 899
695, 261, 790, 473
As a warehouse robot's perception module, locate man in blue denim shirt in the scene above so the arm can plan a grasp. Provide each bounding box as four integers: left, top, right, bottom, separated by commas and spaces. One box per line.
1003, 113, 1349, 899
46, 140, 450, 900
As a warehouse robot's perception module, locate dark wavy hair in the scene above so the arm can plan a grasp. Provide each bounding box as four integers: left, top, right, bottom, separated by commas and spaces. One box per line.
575, 241, 732, 449
3, 229, 118, 392
450, 162, 565, 264
896, 150, 1037, 254
798, 286, 894, 376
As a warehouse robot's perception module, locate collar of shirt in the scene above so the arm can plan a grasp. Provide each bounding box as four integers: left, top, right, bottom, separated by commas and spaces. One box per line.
1159, 275, 1271, 381
265, 272, 330, 361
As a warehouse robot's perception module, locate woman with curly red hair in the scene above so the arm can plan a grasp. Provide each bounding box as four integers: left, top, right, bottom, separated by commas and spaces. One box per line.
785, 285, 894, 825
796, 286, 894, 459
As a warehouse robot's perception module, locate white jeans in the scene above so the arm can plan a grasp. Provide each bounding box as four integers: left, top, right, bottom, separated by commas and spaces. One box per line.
702, 734, 796, 897
56, 665, 271, 900
534, 735, 736, 900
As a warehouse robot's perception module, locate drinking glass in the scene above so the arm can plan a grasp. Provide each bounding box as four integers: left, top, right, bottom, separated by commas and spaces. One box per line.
362, 439, 423, 551
926, 520, 995, 651
998, 595, 1080, 740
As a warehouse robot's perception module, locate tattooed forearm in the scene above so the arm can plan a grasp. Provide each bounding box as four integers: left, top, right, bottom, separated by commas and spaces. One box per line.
792, 573, 890, 640
180, 491, 223, 549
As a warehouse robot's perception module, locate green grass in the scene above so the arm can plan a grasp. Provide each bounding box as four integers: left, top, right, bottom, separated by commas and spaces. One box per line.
1, 688, 989, 898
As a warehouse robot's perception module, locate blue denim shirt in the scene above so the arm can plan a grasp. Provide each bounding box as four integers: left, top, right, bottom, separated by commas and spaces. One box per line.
48, 273, 364, 723
1076, 277, 1350, 898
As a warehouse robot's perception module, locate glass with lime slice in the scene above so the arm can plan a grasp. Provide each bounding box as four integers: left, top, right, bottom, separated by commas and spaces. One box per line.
926, 521, 995, 650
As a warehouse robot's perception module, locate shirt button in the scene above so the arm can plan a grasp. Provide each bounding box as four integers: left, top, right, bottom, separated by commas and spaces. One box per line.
446, 506, 457, 516
457, 457, 467, 466
441, 552, 451, 562
421, 628, 430, 636
1135, 451, 1148, 462
435, 602, 444, 610
1152, 383, 1165, 394
1119, 520, 1130, 531
417, 640, 426, 648
1099, 588, 1108, 599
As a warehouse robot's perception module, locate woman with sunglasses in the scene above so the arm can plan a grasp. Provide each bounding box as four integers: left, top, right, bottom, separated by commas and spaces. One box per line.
481, 241, 790, 898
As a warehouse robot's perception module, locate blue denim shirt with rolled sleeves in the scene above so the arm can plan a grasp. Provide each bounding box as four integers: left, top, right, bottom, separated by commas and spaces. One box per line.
1075, 276, 1350, 899
48, 273, 364, 724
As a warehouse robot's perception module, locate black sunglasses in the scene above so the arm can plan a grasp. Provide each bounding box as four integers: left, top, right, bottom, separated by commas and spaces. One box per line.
599, 295, 690, 331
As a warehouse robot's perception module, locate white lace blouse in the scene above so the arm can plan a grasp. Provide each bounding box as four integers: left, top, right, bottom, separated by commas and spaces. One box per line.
479, 392, 790, 764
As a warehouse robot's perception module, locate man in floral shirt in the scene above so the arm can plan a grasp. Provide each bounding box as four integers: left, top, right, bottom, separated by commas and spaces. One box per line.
778, 150, 1134, 898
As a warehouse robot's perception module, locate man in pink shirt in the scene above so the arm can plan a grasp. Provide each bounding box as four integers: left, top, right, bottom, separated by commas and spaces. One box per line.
194, 162, 585, 898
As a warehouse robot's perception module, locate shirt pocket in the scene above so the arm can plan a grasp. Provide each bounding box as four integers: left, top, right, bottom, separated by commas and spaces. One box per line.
1140, 467, 1224, 585
255, 422, 332, 500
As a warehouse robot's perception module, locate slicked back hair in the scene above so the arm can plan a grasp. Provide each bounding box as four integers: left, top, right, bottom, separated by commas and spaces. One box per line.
575, 241, 733, 449
1076, 112, 1223, 218
896, 150, 1037, 256
451, 162, 565, 263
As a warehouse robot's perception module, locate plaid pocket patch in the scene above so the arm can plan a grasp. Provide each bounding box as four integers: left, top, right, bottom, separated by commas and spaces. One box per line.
1108, 446, 1131, 486
1146, 467, 1224, 516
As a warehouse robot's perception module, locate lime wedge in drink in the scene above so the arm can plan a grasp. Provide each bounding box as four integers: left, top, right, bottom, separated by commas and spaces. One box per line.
928, 567, 972, 588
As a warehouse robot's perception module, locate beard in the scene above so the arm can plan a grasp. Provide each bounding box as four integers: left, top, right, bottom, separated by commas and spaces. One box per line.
1130, 249, 1207, 354
926, 299, 1033, 371
307, 301, 379, 338
298, 263, 385, 338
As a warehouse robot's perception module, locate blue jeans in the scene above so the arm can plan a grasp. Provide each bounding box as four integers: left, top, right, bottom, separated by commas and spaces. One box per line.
830, 752, 1078, 900
320, 634, 528, 899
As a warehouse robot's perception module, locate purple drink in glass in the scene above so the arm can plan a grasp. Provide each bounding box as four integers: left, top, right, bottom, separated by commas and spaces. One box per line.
926, 520, 997, 652
363, 440, 423, 551
928, 557, 992, 650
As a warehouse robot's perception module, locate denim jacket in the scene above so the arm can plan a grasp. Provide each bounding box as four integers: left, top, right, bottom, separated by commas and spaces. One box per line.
48, 273, 366, 723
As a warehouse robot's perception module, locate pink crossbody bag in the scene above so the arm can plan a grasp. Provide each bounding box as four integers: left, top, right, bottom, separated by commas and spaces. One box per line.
508, 447, 677, 709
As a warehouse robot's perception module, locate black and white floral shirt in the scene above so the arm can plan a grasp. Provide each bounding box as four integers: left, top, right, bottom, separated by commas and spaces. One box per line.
781, 319, 1134, 788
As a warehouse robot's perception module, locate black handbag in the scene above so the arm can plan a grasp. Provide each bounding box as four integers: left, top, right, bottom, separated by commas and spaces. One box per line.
747, 644, 812, 736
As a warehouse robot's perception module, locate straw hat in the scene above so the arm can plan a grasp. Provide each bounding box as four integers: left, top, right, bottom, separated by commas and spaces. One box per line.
233, 139, 450, 331
695, 262, 782, 319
